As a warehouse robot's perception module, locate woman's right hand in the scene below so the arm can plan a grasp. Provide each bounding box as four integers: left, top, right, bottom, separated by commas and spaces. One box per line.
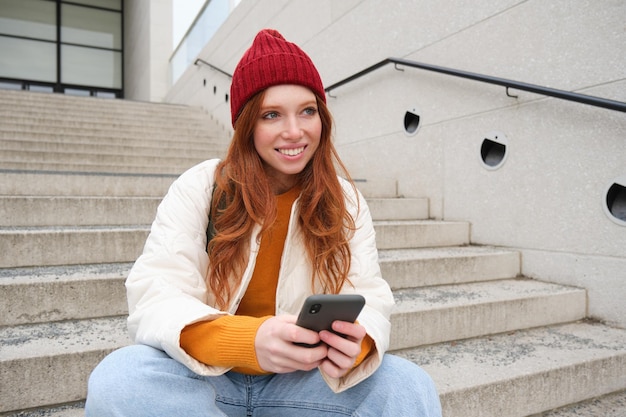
255, 315, 328, 373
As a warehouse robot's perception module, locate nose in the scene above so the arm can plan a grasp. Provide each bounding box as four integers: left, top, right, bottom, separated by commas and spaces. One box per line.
281, 115, 303, 140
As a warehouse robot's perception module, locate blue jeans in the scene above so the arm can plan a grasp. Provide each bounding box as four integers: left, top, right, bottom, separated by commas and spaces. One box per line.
86, 344, 441, 417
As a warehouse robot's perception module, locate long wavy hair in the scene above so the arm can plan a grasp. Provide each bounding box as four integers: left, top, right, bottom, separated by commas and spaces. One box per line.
206, 89, 356, 310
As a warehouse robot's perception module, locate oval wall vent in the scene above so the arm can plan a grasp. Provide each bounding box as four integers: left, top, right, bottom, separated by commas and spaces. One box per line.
604, 175, 626, 226
480, 131, 508, 170
403, 107, 421, 136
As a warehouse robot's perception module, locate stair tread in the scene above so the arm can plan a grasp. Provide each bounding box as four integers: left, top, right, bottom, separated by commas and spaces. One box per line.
379, 245, 517, 261
374, 219, 467, 225
0, 224, 150, 232
0, 262, 132, 283
0, 316, 130, 361
0, 219, 468, 233
10, 390, 626, 417
0, 137, 223, 150
3, 318, 623, 416
3, 402, 86, 417
394, 321, 626, 415
533, 389, 626, 417
392, 278, 584, 312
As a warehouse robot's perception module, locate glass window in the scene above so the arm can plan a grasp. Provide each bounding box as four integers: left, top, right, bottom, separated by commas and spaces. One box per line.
170, 0, 230, 84
0, 0, 56, 40
61, 4, 122, 49
61, 44, 122, 88
66, 0, 122, 11
28, 84, 54, 93
64, 87, 91, 96
95, 91, 116, 98
0, 36, 56, 82
0, 80, 22, 90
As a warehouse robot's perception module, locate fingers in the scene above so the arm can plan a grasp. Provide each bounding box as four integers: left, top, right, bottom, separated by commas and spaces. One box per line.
317, 321, 367, 378
320, 321, 366, 354
255, 317, 368, 377
255, 316, 327, 373
331, 320, 367, 342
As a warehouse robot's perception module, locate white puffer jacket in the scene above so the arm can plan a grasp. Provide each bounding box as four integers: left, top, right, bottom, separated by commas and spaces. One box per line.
126, 159, 394, 393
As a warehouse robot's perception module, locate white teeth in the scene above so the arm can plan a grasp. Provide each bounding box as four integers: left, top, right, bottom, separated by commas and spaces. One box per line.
278, 147, 304, 156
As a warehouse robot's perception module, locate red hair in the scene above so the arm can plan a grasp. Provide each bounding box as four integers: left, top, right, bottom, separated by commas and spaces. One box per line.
207, 90, 356, 309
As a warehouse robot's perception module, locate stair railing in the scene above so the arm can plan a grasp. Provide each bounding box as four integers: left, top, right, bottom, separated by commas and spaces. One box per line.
194, 58, 232, 79
324, 57, 626, 113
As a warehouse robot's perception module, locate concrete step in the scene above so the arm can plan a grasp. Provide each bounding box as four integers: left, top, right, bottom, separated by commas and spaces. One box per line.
0, 115, 213, 133
0, 120, 217, 138
390, 278, 586, 350
0, 316, 131, 414
0, 226, 149, 268
374, 220, 469, 249
0, 127, 224, 146
0, 89, 207, 118
0, 170, 176, 197
395, 321, 626, 417
3, 402, 85, 417
0, 137, 223, 155
0, 160, 203, 175
0, 148, 211, 168
0, 246, 519, 327
367, 197, 429, 220
0, 220, 469, 268
0, 263, 131, 326
1, 195, 420, 227
0, 277, 589, 414
0, 196, 161, 226
0, 106, 212, 122
9, 390, 626, 417
379, 246, 520, 290
532, 390, 626, 417
0, 98, 206, 118
351, 178, 400, 198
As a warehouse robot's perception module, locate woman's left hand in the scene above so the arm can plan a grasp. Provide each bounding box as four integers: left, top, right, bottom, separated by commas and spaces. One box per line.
318, 320, 367, 378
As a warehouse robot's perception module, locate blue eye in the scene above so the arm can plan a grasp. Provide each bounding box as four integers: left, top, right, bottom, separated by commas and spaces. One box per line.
303, 107, 317, 116
262, 111, 279, 119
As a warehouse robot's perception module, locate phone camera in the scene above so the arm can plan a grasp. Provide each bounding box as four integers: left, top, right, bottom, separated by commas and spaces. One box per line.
309, 304, 322, 314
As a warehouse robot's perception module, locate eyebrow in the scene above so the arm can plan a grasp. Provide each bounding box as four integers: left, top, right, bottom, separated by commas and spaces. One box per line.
260, 99, 318, 111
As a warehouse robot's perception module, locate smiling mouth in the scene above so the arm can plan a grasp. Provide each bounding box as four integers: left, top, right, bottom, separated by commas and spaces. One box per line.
277, 147, 305, 156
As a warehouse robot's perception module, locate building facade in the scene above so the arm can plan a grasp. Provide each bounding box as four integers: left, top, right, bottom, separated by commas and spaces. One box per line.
0, 0, 123, 97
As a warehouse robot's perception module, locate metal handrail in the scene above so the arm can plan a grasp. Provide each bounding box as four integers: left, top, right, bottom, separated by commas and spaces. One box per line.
194, 58, 232, 79
324, 57, 626, 113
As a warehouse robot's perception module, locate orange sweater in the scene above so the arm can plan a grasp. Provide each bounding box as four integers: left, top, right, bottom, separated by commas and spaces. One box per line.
180, 186, 373, 374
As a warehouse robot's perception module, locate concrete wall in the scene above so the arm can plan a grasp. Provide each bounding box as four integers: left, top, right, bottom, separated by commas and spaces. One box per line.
163, 0, 626, 327
124, 0, 172, 102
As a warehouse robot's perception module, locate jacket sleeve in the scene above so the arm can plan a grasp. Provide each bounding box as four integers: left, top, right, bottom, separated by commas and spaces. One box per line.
319, 180, 395, 392
125, 159, 231, 376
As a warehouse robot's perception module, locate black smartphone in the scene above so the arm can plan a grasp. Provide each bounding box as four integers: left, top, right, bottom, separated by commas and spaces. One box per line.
295, 294, 365, 347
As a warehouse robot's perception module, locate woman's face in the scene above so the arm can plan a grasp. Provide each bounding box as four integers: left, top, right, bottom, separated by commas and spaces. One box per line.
253, 84, 322, 193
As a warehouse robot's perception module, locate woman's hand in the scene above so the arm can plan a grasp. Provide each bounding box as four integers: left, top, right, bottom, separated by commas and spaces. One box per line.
255, 315, 328, 373
318, 320, 367, 378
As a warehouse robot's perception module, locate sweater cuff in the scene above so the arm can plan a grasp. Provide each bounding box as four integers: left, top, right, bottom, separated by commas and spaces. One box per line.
180, 315, 272, 372
353, 334, 375, 369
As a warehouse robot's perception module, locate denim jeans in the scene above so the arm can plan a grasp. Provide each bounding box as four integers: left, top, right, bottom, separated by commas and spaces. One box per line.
85, 344, 442, 417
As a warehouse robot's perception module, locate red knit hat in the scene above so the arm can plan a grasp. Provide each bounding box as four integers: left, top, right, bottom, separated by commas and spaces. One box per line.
230, 29, 326, 127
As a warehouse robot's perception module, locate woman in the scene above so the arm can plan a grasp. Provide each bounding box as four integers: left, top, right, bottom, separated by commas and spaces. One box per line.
86, 29, 441, 416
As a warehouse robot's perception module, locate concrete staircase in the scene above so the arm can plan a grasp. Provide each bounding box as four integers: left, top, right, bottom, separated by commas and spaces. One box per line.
0, 89, 228, 175
1, 90, 625, 416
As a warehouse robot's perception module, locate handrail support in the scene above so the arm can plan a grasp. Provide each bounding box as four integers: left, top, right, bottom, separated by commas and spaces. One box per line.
506, 87, 519, 99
